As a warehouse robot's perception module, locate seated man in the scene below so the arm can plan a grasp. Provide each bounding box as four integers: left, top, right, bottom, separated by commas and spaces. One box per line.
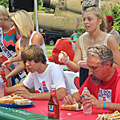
5, 45, 71, 100
106, 15, 120, 45
62, 44, 120, 111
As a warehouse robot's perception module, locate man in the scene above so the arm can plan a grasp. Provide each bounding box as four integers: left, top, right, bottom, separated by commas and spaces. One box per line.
63, 44, 120, 111
5, 45, 71, 100
106, 15, 120, 45
70, 30, 79, 42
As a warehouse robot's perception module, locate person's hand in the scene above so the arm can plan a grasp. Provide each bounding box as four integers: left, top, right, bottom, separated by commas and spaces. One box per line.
77, 58, 88, 69
15, 87, 32, 99
81, 93, 103, 109
2, 59, 12, 68
5, 75, 11, 81
62, 95, 77, 105
58, 51, 69, 64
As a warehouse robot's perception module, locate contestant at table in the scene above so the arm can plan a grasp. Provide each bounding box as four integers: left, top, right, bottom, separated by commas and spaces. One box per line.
5, 45, 71, 100
62, 44, 120, 111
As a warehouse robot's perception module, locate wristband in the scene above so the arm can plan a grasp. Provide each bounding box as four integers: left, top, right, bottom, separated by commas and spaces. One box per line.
103, 101, 106, 110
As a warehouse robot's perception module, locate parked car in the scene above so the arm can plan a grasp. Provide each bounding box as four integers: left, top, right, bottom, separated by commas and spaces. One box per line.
40, 30, 71, 45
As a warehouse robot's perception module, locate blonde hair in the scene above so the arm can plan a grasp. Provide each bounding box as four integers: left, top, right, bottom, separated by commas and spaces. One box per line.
85, 7, 107, 32
0, 5, 10, 20
11, 10, 34, 38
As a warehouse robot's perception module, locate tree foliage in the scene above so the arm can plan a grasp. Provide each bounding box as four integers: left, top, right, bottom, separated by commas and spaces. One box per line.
0, 0, 54, 13
0, 0, 9, 8
101, 2, 120, 33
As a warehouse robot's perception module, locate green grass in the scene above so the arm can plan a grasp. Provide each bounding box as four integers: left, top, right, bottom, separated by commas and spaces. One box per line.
46, 45, 54, 58
46, 45, 54, 50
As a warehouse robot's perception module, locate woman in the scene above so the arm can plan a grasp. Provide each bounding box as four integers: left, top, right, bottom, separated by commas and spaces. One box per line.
0, 5, 20, 87
2, 10, 47, 83
59, 7, 120, 87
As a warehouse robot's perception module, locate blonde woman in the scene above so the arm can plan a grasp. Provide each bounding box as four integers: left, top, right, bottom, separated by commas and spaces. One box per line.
59, 7, 120, 86
0, 5, 20, 86
2, 10, 47, 83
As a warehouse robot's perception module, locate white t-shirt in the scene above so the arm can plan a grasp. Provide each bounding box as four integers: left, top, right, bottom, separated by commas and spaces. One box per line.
23, 62, 71, 95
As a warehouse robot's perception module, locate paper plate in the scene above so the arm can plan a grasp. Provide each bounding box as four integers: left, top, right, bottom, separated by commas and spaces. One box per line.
0, 100, 34, 108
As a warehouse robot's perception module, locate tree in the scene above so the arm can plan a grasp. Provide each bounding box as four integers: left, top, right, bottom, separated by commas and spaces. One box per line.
0, 0, 8, 8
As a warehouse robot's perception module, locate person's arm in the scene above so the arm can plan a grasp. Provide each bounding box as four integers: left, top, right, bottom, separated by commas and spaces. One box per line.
30, 88, 66, 100
31, 32, 44, 46
81, 93, 120, 111
6, 41, 25, 80
2, 40, 22, 68
6, 61, 25, 80
107, 35, 120, 68
57, 88, 67, 100
5, 82, 25, 95
12, 87, 65, 100
2, 55, 22, 68
104, 102, 120, 111
59, 38, 82, 72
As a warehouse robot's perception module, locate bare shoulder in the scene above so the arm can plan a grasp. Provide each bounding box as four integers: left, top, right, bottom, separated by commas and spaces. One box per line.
32, 32, 44, 45
107, 34, 119, 50
15, 40, 19, 49
107, 34, 118, 45
33, 32, 43, 39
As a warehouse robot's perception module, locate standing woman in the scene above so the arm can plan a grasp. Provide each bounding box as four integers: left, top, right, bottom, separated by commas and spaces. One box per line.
0, 5, 20, 87
59, 7, 120, 87
2, 10, 47, 83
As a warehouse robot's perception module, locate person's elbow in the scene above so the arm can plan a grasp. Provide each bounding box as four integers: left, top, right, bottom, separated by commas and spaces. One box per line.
57, 88, 67, 100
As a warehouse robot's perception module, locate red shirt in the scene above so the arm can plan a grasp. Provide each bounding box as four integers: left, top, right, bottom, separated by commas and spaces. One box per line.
78, 67, 120, 103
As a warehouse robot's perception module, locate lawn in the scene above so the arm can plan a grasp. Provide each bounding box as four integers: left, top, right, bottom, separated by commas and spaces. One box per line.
46, 45, 54, 50
46, 45, 54, 58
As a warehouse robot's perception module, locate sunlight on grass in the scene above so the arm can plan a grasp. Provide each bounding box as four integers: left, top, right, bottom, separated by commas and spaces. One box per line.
46, 45, 54, 50
46, 45, 54, 57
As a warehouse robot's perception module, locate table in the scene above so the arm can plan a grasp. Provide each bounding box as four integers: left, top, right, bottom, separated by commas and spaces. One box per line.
21, 100, 112, 120
0, 100, 112, 120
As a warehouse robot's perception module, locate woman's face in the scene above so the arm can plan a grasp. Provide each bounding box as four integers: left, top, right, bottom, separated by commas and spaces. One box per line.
0, 19, 3, 27
83, 11, 99, 33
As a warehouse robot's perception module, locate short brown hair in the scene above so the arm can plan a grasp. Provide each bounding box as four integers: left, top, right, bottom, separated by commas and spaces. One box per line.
21, 45, 46, 64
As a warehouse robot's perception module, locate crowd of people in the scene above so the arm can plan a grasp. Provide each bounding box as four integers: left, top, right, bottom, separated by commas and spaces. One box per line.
0, 0, 120, 112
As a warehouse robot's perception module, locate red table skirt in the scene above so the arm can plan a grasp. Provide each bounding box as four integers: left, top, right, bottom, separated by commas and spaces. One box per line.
21, 100, 112, 120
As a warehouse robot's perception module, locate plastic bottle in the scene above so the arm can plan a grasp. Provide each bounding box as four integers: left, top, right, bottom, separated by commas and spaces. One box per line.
82, 87, 92, 114
48, 85, 59, 119
1, 68, 7, 87
0, 75, 4, 97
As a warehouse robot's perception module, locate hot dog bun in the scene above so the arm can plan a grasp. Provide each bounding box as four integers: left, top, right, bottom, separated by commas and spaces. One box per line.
0, 99, 14, 104
96, 111, 120, 120
0, 94, 30, 105
61, 103, 82, 110
14, 99, 31, 105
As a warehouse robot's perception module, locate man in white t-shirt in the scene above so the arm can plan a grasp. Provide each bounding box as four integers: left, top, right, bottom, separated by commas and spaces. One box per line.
5, 45, 71, 100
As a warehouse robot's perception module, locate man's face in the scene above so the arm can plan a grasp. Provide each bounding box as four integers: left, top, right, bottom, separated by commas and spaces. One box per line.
106, 21, 112, 30
87, 56, 107, 82
25, 60, 39, 73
